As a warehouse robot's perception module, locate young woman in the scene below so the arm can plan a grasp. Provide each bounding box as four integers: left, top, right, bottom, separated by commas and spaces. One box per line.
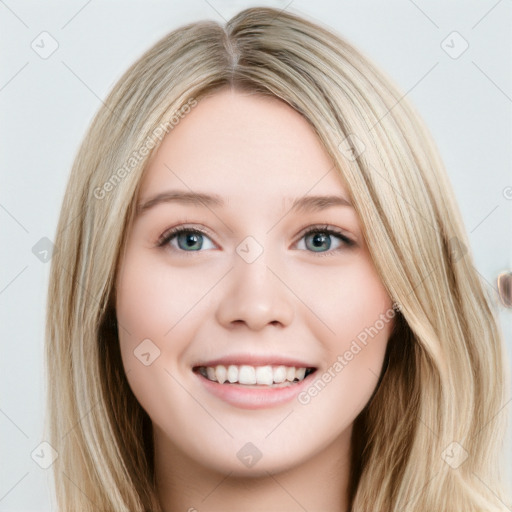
44, 6, 511, 511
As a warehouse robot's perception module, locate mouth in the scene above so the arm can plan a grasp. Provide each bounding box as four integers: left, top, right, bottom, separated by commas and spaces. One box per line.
193, 364, 317, 389
193, 363, 318, 409
191, 355, 320, 409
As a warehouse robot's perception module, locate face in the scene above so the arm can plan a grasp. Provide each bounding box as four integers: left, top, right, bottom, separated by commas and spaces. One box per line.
115, 88, 395, 477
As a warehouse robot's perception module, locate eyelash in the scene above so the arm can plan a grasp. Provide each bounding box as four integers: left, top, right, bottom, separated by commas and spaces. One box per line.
157, 223, 355, 257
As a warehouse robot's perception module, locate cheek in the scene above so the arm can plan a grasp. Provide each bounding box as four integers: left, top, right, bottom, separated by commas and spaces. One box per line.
115, 247, 180, 382
114, 246, 217, 391
115, 247, 210, 342
114, 248, 193, 420
295, 258, 394, 410
298, 310, 394, 427
337, 264, 394, 373
298, 257, 394, 345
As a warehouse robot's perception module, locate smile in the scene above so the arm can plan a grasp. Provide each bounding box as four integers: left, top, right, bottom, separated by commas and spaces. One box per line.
194, 364, 315, 386
193, 363, 318, 409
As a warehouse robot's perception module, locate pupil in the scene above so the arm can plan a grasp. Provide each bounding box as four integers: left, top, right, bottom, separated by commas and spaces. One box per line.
180, 232, 201, 250
310, 232, 330, 251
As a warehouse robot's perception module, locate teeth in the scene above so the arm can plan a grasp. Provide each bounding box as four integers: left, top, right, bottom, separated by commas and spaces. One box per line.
227, 365, 238, 383
216, 365, 227, 384
273, 365, 287, 383
199, 364, 313, 385
295, 367, 306, 381
238, 365, 257, 384
255, 366, 273, 386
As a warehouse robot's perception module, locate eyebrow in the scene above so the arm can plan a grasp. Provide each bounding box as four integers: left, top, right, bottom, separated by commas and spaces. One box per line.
136, 190, 353, 216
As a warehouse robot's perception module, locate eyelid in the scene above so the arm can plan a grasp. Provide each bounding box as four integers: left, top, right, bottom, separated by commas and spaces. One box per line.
156, 222, 355, 252
294, 223, 354, 245
156, 223, 216, 248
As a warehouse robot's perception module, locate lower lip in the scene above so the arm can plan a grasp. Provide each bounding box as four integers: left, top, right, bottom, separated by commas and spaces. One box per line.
194, 370, 317, 410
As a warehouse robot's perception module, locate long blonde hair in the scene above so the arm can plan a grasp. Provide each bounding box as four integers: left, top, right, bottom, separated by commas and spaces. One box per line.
45, 6, 511, 511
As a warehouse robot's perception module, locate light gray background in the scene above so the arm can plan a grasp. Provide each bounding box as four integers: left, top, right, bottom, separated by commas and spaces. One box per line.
1, 1, 511, 510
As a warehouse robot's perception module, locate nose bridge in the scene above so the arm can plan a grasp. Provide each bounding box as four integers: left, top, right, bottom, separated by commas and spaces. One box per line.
235, 234, 267, 270
233, 233, 279, 296
215, 233, 294, 329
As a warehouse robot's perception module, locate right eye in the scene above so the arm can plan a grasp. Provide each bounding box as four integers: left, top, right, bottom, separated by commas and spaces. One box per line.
157, 226, 216, 253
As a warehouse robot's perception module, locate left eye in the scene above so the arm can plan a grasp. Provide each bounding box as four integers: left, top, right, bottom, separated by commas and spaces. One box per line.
297, 227, 353, 253
157, 226, 354, 255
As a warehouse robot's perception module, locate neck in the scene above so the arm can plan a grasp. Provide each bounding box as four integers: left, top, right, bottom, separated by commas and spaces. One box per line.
154, 424, 352, 512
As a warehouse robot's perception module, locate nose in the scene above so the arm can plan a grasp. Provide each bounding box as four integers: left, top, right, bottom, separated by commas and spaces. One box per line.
215, 248, 295, 331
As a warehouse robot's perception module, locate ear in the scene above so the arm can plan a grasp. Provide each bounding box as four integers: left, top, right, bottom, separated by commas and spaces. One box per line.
497, 271, 512, 308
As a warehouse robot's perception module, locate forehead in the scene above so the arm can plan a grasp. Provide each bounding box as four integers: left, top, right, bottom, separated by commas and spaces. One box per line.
138, 89, 351, 205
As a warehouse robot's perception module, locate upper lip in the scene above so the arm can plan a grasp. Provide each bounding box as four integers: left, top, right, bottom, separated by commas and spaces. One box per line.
193, 354, 317, 369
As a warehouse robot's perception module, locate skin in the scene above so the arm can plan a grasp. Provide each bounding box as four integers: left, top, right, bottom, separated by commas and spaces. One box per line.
115, 88, 395, 512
